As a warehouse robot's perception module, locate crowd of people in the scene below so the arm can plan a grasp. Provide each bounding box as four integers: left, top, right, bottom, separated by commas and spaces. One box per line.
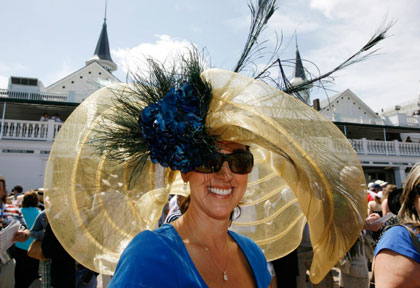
40, 113, 62, 123
0, 176, 97, 288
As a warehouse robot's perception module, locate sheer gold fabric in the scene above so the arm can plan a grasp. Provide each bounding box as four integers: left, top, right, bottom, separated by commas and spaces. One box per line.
44, 69, 366, 283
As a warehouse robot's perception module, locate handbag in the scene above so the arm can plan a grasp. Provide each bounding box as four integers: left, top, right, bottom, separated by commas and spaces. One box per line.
27, 239, 48, 261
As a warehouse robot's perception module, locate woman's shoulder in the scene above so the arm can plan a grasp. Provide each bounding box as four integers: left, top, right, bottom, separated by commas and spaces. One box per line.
124, 225, 178, 256
375, 225, 420, 263
110, 225, 181, 287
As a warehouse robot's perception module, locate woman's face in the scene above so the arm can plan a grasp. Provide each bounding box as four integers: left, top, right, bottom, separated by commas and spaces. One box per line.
181, 142, 249, 221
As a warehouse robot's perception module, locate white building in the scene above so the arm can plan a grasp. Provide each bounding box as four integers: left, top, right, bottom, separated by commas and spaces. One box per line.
318, 89, 420, 186
1, 28, 419, 190
0, 17, 119, 190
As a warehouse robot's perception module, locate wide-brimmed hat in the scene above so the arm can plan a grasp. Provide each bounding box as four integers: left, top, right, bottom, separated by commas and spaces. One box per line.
44, 68, 367, 284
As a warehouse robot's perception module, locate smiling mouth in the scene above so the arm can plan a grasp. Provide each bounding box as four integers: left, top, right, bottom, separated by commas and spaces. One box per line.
208, 187, 233, 196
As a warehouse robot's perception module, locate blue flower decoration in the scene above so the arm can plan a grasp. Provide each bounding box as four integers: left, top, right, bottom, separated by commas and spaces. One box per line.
139, 83, 211, 172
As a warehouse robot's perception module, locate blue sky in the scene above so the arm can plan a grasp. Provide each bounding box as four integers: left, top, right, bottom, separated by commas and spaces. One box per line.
0, 0, 419, 112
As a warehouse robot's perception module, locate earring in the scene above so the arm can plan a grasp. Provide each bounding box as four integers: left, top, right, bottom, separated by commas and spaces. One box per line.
183, 182, 188, 191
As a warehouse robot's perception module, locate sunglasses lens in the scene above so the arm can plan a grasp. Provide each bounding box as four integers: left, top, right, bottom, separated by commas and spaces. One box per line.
195, 155, 224, 173
195, 150, 253, 174
228, 152, 253, 174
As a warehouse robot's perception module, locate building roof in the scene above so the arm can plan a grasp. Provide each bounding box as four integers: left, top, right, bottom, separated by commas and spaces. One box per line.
94, 20, 113, 63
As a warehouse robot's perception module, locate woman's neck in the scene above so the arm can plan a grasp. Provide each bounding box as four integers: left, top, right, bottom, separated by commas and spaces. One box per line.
174, 207, 231, 250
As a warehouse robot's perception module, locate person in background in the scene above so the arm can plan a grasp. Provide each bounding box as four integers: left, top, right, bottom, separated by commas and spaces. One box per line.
40, 112, 49, 121
13, 190, 41, 288
42, 223, 75, 288
29, 210, 51, 288
11, 185, 23, 204
0, 176, 25, 288
51, 113, 62, 122
374, 163, 420, 287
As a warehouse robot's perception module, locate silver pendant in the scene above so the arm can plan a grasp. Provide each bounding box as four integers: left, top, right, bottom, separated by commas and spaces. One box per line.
223, 272, 228, 281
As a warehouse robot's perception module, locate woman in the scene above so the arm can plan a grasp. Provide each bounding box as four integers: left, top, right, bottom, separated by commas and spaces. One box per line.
374, 163, 420, 287
110, 142, 270, 287
14, 190, 41, 288
41, 1, 387, 285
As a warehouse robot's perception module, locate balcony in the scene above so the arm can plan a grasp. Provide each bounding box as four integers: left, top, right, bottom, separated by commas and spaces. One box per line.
0, 119, 63, 141
0, 88, 68, 102
350, 138, 420, 157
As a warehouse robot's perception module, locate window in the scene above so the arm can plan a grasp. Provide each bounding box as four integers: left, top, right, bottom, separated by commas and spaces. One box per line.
11, 77, 38, 86
62, 86, 65, 89
80, 76, 83, 79
71, 81, 74, 84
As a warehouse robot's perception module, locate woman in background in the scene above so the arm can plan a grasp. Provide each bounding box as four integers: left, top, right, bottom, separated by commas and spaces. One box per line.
14, 191, 41, 288
374, 163, 420, 287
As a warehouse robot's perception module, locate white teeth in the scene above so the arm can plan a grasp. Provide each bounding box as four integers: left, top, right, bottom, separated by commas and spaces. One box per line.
209, 187, 232, 195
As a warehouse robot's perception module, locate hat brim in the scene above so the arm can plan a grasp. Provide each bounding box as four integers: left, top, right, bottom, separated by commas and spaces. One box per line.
45, 69, 367, 283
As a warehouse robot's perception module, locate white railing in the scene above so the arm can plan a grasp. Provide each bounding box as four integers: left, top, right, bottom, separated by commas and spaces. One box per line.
0, 119, 63, 141
0, 89, 68, 102
350, 138, 420, 156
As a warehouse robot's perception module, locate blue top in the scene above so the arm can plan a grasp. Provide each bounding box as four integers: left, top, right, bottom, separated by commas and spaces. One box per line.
374, 225, 420, 263
15, 207, 41, 251
15, 207, 41, 250
109, 224, 271, 287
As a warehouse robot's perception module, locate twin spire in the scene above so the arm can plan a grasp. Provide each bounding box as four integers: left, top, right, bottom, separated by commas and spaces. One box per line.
85, 0, 117, 72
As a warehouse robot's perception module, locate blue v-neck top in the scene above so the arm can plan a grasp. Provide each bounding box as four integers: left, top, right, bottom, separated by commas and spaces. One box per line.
109, 224, 271, 287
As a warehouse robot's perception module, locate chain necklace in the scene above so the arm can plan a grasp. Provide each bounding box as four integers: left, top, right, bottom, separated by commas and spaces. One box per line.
198, 238, 230, 281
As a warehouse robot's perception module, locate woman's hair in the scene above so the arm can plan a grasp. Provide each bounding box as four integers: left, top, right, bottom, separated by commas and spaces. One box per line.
0, 176, 6, 204
382, 184, 397, 199
398, 163, 420, 234
22, 190, 39, 208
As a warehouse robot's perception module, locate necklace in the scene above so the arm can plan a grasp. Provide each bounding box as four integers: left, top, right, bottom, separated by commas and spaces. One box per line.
198, 238, 230, 281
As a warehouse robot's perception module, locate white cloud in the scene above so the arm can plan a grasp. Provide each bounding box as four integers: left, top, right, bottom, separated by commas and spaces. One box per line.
112, 35, 193, 76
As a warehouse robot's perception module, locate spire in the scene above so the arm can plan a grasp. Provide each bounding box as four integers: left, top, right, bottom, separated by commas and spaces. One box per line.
290, 34, 311, 105
293, 35, 306, 81
85, 0, 117, 72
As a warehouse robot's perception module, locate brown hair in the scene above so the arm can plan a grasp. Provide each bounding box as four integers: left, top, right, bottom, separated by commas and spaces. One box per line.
398, 163, 420, 234
0, 176, 6, 204
22, 190, 39, 208
382, 184, 397, 199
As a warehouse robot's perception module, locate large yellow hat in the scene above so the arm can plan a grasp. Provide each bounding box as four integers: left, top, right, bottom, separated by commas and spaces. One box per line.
44, 67, 366, 284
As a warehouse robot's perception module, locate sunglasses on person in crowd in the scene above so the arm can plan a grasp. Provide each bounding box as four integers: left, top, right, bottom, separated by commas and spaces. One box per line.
195, 150, 254, 174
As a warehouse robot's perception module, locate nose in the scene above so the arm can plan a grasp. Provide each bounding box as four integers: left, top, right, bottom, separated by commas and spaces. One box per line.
215, 161, 233, 181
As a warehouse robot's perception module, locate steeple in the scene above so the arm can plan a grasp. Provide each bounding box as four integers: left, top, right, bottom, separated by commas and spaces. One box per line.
85, 1, 117, 72
294, 45, 306, 81
290, 34, 311, 105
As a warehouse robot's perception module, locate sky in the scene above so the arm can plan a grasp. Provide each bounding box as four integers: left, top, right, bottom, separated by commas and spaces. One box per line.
0, 0, 419, 113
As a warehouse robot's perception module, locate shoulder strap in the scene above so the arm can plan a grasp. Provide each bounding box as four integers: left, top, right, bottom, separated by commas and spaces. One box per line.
399, 224, 420, 254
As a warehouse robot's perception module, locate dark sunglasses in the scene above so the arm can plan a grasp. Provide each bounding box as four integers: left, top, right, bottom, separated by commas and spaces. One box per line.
195, 150, 254, 175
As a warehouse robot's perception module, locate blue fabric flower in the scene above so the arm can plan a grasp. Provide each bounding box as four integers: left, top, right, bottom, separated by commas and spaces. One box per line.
139, 83, 211, 172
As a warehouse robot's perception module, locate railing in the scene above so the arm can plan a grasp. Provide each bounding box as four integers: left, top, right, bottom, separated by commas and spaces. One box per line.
0, 89, 68, 102
350, 138, 420, 156
0, 119, 63, 141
